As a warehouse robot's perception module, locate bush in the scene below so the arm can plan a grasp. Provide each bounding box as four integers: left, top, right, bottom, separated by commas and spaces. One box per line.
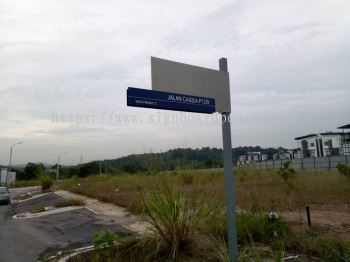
94, 229, 120, 248
237, 212, 290, 244
91, 229, 120, 261
278, 161, 295, 180
288, 229, 350, 261
337, 163, 350, 177
139, 184, 214, 260
205, 210, 290, 245
40, 176, 53, 192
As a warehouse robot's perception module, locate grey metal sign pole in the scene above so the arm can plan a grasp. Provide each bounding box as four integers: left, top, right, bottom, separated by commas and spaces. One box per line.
57, 155, 60, 180
219, 57, 238, 261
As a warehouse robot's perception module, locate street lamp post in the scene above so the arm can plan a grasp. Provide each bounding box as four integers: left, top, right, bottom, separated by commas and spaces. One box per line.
7, 142, 23, 185
56, 153, 67, 180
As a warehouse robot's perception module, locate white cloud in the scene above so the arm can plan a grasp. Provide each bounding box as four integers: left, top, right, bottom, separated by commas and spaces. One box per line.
0, 0, 349, 164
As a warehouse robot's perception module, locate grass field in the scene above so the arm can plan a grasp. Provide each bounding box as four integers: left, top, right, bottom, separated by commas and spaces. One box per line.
8, 179, 40, 188
58, 169, 350, 261
58, 169, 350, 213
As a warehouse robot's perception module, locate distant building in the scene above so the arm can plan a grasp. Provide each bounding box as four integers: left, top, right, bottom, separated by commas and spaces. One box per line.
238, 151, 262, 165
273, 149, 294, 160
280, 150, 294, 160
320, 132, 343, 156
338, 124, 350, 155
293, 148, 301, 159
247, 152, 261, 162
294, 123, 350, 158
238, 154, 247, 162
261, 154, 269, 161
238, 123, 350, 166
294, 134, 321, 158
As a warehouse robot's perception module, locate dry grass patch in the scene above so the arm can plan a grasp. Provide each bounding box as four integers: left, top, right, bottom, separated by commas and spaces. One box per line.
58, 169, 350, 213
57, 170, 350, 262
54, 198, 85, 208
14, 193, 33, 201
31, 204, 45, 213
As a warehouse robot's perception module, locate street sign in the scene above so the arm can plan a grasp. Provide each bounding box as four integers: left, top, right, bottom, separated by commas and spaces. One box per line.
127, 87, 216, 114
127, 57, 238, 262
151, 57, 231, 113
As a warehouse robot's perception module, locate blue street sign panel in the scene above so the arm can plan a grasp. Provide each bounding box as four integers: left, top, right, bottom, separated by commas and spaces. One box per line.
127, 87, 216, 114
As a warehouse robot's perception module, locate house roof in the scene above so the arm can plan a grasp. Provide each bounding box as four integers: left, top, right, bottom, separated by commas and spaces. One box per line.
320, 132, 343, 136
338, 124, 350, 129
294, 134, 318, 140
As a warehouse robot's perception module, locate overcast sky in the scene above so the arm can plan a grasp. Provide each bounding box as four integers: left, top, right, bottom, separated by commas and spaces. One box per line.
1, 0, 349, 165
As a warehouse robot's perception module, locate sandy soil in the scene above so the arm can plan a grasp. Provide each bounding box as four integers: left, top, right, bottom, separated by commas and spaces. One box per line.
55, 190, 149, 235
281, 204, 350, 237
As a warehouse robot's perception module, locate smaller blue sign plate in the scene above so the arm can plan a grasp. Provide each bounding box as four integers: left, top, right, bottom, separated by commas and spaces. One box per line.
127, 87, 216, 114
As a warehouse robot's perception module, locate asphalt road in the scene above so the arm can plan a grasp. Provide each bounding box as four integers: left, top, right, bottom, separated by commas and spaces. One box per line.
0, 188, 128, 262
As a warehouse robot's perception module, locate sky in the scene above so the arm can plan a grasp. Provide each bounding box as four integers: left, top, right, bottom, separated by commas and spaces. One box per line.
1, 0, 349, 165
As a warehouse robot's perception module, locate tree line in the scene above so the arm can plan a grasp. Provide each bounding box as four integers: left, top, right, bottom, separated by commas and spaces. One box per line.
9, 146, 281, 180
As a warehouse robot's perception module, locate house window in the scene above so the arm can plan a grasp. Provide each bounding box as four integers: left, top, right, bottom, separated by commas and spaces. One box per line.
343, 144, 350, 155
324, 141, 328, 146
310, 142, 315, 147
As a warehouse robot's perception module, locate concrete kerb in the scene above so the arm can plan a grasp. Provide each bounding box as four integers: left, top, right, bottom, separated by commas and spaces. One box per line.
56, 245, 95, 262
11, 192, 49, 204
13, 206, 84, 219
53, 191, 101, 215
53, 243, 122, 262
36, 245, 95, 262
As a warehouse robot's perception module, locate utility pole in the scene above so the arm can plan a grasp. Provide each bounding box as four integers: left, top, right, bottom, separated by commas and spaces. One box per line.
57, 153, 67, 180
220, 58, 238, 262
7, 142, 23, 185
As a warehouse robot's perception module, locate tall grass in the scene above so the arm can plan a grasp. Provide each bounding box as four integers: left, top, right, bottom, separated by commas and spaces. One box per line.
8, 179, 40, 188
286, 228, 350, 261
64, 172, 350, 262
40, 175, 53, 192
58, 169, 350, 213
139, 183, 215, 260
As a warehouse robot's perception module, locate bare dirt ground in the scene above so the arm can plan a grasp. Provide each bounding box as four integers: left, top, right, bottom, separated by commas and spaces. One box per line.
55, 190, 149, 235
281, 204, 350, 238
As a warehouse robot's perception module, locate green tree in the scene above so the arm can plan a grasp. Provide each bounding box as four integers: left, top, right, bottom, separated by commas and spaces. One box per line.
11, 167, 25, 180
78, 162, 100, 177
23, 163, 46, 180
278, 161, 295, 180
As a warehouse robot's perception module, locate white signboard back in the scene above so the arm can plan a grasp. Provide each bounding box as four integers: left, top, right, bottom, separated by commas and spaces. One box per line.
1, 168, 7, 184
151, 57, 231, 113
7, 172, 16, 185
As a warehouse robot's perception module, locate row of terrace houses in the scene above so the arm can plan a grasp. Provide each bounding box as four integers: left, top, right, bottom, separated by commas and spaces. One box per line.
294, 124, 350, 158
238, 124, 350, 164
238, 149, 295, 165
238, 152, 267, 163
